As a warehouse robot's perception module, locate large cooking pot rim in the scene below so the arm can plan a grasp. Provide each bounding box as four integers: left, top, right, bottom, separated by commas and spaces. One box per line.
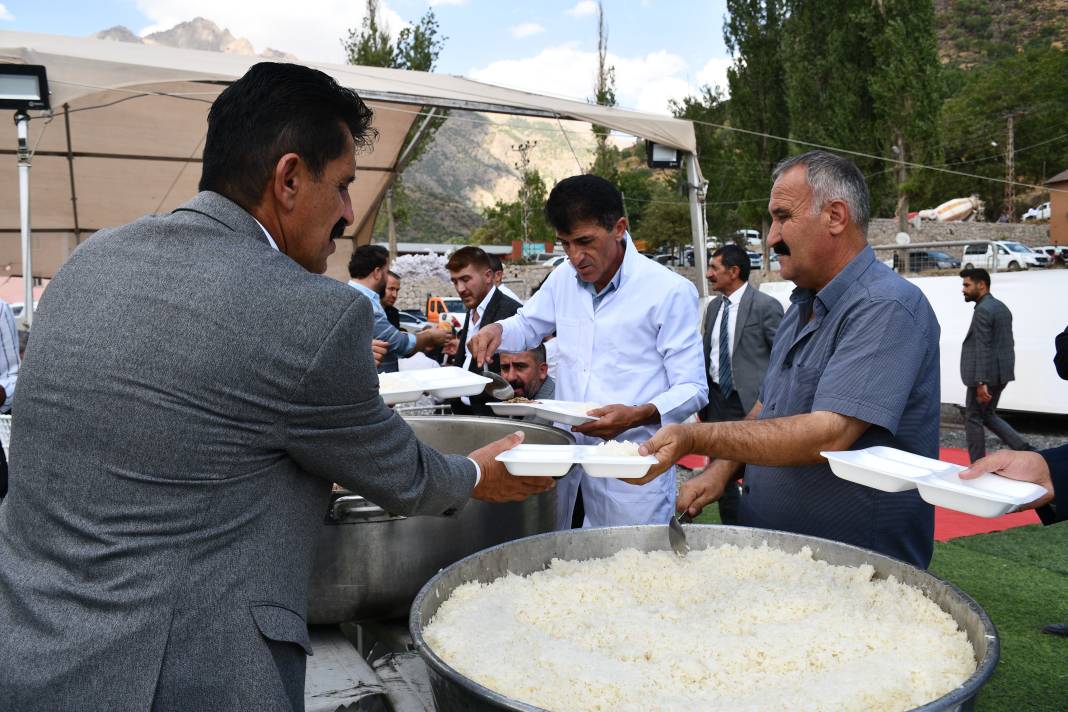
409, 524, 999, 712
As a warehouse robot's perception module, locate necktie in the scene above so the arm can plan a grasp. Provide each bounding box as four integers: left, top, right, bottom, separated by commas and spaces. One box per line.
718, 300, 732, 397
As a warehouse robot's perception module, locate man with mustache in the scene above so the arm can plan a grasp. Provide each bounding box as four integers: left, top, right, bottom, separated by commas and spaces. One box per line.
468, 174, 707, 529
638, 151, 941, 569
349, 244, 450, 373
0, 62, 550, 711
500, 345, 555, 401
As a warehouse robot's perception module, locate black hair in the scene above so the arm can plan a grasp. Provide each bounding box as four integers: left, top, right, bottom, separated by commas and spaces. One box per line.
349, 244, 389, 279
200, 62, 376, 209
487, 253, 504, 272
544, 174, 625, 234
712, 244, 751, 282
446, 246, 493, 273
960, 267, 991, 288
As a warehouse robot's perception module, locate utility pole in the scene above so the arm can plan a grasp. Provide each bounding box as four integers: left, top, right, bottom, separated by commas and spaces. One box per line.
511, 140, 537, 244
1004, 112, 1020, 222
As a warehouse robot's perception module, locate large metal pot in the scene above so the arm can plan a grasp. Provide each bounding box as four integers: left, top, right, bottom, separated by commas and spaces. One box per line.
306, 416, 571, 624
410, 525, 999, 712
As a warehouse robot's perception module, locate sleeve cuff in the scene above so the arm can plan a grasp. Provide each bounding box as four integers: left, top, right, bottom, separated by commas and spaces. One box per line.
404, 333, 417, 355
468, 457, 481, 487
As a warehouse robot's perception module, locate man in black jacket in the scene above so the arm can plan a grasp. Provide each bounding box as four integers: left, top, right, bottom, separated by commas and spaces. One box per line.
445, 246, 521, 415
383, 270, 402, 330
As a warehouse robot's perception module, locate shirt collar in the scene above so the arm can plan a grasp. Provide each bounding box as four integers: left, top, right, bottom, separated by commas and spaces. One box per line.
348, 280, 382, 304
252, 218, 280, 251
789, 245, 876, 312
724, 281, 748, 307
475, 286, 497, 317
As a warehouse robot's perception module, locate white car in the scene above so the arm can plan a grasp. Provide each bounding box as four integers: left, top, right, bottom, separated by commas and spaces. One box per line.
961, 241, 1048, 271
539, 254, 568, 268
1022, 202, 1051, 221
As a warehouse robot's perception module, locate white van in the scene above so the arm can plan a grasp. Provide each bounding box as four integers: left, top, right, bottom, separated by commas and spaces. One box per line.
961, 241, 1048, 271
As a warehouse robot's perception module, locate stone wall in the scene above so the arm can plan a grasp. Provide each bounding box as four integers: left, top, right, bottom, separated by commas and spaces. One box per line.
393, 220, 1054, 310
867, 218, 1050, 247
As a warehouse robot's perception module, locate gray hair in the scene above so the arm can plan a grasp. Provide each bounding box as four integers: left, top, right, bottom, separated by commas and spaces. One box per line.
772, 150, 870, 235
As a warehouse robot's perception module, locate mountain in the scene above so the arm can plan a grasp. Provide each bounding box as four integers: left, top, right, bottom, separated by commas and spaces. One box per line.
935, 0, 1068, 67
93, 18, 296, 60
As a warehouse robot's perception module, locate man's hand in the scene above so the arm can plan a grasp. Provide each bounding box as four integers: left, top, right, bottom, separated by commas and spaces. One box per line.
976, 383, 993, 405
468, 323, 503, 368
442, 337, 460, 356
371, 339, 389, 367
676, 462, 733, 518
961, 449, 1055, 509
618, 423, 696, 486
469, 431, 555, 503
415, 327, 451, 352
572, 404, 659, 440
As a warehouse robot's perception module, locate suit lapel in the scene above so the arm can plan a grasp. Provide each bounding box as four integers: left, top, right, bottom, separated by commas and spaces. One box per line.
703, 297, 723, 356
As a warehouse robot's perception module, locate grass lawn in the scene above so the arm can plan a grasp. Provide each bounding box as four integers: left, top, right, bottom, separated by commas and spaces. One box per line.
693, 504, 1068, 709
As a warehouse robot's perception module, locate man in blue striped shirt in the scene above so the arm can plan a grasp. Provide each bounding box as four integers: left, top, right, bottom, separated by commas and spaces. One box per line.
0, 299, 18, 498
641, 151, 939, 568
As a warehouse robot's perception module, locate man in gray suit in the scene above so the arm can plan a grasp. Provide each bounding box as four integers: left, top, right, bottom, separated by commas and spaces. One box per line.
959, 267, 1032, 462
0, 63, 549, 712
699, 243, 783, 523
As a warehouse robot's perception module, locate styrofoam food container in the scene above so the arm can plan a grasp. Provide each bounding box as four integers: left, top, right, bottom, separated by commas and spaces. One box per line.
416, 367, 491, 399
495, 444, 655, 478
915, 469, 1048, 518
377, 374, 426, 405
488, 402, 539, 418
821, 449, 932, 492
496, 444, 576, 477
531, 400, 600, 426
577, 445, 657, 478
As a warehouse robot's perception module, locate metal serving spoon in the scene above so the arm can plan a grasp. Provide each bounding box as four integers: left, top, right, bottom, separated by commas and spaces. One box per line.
668, 511, 693, 556
480, 369, 515, 401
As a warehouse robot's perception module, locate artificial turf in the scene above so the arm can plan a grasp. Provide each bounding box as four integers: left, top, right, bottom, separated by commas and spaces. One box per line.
693, 504, 1068, 709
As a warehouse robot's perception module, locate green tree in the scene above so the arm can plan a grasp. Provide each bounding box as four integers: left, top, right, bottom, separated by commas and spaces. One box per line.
343, 0, 394, 67
723, 0, 790, 243
470, 170, 554, 247
633, 176, 692, 252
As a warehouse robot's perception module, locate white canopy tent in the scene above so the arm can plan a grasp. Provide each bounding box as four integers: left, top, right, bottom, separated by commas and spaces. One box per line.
0, 30, 707, 295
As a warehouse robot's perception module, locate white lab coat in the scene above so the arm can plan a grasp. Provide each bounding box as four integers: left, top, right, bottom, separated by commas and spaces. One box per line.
498, 234, 708, 528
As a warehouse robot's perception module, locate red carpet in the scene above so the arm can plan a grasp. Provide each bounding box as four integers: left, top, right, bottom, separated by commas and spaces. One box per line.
675, 448, 1040, 541
934, 447, 1039, 541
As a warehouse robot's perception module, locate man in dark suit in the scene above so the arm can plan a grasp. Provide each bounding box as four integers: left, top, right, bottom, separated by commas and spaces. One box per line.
445, 246, 521, 415
698, 244, 784, 523
383, 270, 403, 329
959, 268, 1032, 462
0, 62, 549, 712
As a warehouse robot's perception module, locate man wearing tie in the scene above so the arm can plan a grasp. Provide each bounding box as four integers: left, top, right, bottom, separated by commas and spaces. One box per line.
446, 246, 521, 415
699, 244, 784, 523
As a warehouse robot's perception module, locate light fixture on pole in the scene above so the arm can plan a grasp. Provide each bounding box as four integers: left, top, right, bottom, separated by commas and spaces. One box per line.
0, 64, 50, 328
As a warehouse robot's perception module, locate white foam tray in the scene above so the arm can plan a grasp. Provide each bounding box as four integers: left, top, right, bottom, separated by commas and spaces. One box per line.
496, 443, 657, 479
821, 445, 1048, 518
378, 366, 491, 404
488, 399, 600, 426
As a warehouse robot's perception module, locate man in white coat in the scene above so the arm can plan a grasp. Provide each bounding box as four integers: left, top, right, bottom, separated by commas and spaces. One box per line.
469, 175, 708, 528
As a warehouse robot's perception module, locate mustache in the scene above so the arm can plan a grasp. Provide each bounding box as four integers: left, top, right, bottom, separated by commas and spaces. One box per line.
330, 219, 347, 240
772, 241, 791, 256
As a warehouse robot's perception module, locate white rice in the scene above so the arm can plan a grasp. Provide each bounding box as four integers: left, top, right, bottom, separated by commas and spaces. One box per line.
594, 440, 643, 457
423, 545, 976, 712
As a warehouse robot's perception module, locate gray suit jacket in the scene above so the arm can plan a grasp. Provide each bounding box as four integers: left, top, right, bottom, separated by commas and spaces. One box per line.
960, 293, 1015, 387
702, 285, 784, 415
0, 192, 475, 712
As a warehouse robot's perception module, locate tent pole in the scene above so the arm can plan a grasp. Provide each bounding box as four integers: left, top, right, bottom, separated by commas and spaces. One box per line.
685, 153, 708, 302
63, 104, 81, 243
15, 111, 33, 328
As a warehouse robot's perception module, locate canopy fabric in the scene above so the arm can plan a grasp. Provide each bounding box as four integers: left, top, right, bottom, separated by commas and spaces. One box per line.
0, 31, 698, 282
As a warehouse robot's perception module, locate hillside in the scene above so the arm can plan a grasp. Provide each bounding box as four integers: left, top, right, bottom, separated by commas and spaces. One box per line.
94, 17, 296, 59
935, 0, 1068, 66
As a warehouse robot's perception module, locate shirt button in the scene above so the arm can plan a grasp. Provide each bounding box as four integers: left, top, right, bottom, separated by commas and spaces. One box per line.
743, 485, 751, 495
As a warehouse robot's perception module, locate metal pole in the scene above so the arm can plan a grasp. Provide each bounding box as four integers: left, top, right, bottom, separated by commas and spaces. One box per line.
15, 111, 33, 328
685, 153, 709, 301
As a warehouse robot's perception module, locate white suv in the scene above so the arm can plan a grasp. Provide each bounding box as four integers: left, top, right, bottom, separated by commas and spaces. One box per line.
961, 241, 1048, 271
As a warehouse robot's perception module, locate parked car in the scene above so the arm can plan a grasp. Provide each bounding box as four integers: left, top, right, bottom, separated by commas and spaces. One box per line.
1022, 202, 1051, 221
537, 254, 568, 268
1036, 245, 1068, 263
747, 251, 762, 270
906, 250, 961, 272
961, 241, 1048, 271
425, 296, 467, 331
652, 253, 678, 266
396, 310, 434, 334
9, 301, 37, 319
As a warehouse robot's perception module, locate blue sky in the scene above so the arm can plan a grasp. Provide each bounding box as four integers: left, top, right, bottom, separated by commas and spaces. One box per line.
0, 0, 732, 115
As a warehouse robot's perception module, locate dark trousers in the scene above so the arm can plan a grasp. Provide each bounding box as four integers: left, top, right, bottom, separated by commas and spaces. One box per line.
964, 384, 1029, 463
704, 385, 746, 525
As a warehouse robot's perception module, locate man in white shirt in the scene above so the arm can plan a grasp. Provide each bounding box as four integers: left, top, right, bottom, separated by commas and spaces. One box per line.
445, 246, 521, 415
699, 243, 784, 523
488, 253, 523, 303
468, 174, 708, 528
